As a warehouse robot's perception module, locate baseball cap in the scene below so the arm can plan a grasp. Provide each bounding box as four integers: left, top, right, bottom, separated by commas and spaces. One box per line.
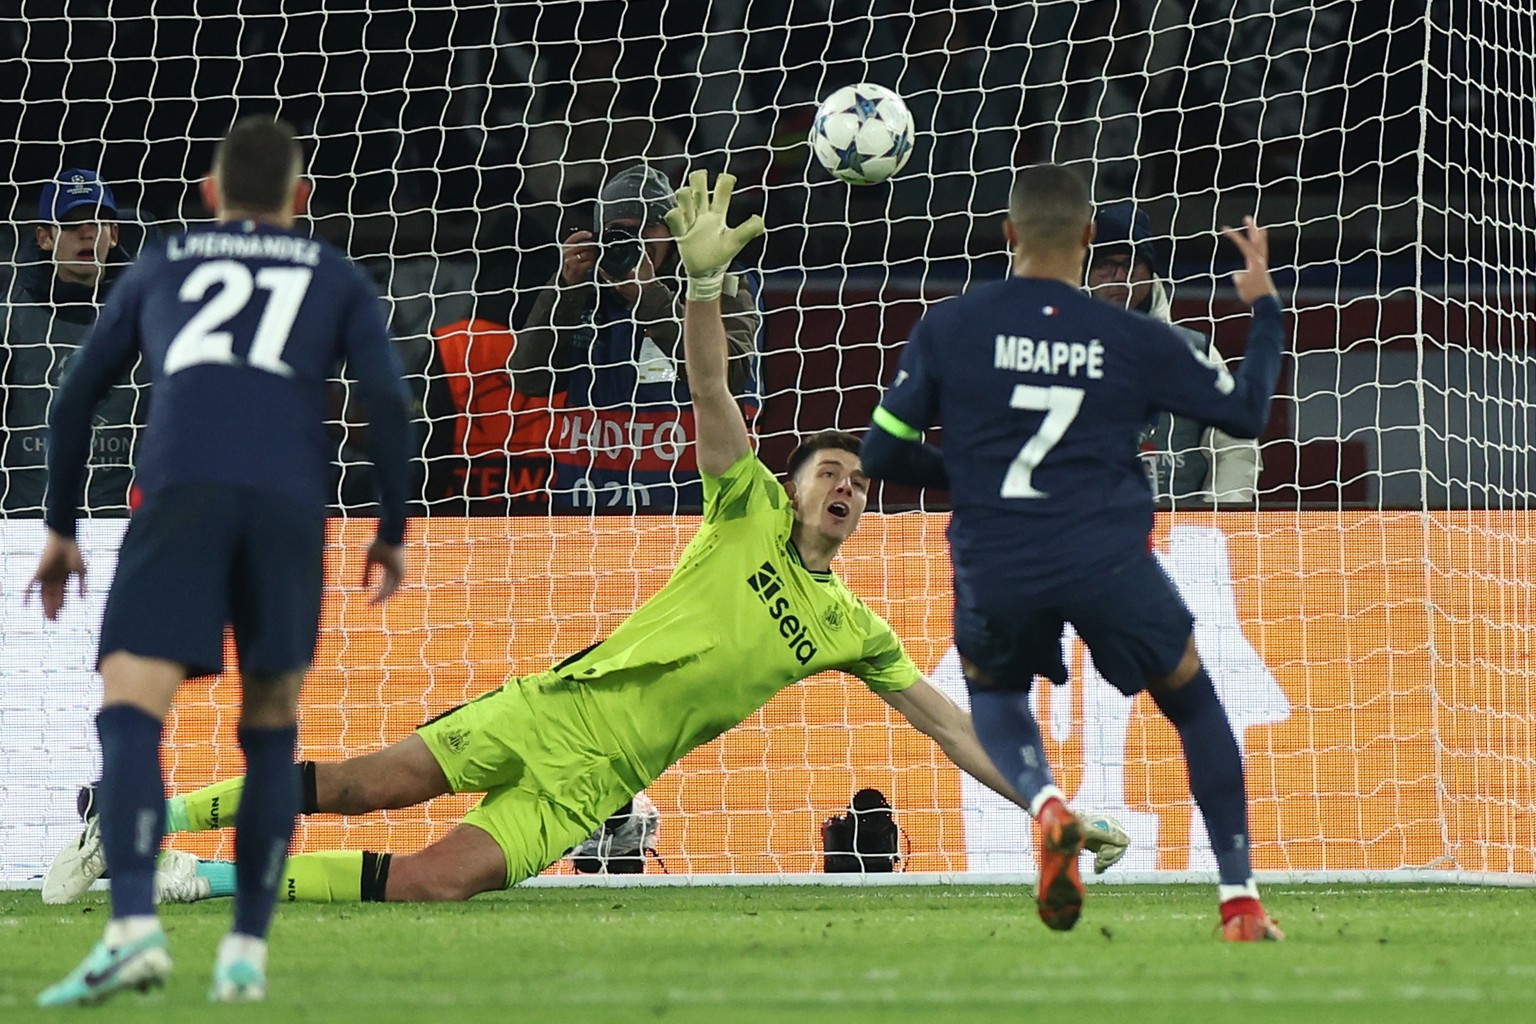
40, 169, 119, 223
594, 165, 675, 231
1091, 201, 1161, 277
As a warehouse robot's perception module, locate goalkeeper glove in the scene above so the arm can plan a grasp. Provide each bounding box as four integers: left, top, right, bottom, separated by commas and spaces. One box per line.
664, 170, 765, 302
1079, 812, 1132, 875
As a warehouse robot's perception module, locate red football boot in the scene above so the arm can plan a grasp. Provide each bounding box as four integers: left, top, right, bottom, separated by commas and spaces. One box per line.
1220, 896, 1285, 941
1035, 798, 1085, 931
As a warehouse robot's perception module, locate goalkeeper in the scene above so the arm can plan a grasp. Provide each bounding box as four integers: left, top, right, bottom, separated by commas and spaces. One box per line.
45, 173, 1128, 907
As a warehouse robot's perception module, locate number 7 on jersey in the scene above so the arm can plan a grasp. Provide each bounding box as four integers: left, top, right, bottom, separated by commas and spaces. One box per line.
1000, 384, 1084, 499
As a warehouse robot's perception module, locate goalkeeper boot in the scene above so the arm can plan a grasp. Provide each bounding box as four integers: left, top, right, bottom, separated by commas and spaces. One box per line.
37, 924, 172, 1007
41, 813, 106, 905
154, 850, 212, 905
209, 933, 268, 1003
1079, 812, 1131, 875
1035, 797, 1085, 932
1220, 896, 1285, 941
77, 780, 101, 822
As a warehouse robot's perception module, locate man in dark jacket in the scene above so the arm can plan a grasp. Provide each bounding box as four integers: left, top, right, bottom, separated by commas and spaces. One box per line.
512, 164, 762, 512
1, 169, 147, 515
1086, 202, 1261, 505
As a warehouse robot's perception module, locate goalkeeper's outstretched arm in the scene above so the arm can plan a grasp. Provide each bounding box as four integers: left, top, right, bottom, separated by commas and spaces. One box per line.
665, 171, 764, 478
878, 678, 1031, 814
878, 677, 1130, 872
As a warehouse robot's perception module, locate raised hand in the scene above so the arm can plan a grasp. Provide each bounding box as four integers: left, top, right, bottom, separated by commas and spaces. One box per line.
664, 171, 764, 300
1221, 216, 1279, 306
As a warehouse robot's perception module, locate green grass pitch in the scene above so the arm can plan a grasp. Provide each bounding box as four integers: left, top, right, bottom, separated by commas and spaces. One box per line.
2, 884, 1532, 1023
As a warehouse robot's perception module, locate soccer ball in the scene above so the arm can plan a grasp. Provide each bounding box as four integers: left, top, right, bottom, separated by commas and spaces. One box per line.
810, 83, 915, 186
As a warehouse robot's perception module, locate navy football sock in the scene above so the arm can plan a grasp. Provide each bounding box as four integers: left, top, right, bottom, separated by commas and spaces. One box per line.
1151, 667, 1252, 885
95, 704, 166, 920
232, 724, 300, 939
966, 687, 1058, 809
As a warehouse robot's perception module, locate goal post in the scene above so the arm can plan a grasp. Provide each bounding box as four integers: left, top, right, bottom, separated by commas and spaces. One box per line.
1, 1, 1531, 887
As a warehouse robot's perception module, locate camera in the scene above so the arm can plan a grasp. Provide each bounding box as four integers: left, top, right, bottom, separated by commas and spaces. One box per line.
820, 787, 900, 873
595, 225, 644, 280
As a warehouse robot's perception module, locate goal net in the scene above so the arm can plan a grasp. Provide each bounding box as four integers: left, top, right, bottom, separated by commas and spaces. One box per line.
1, 0, 1531, 887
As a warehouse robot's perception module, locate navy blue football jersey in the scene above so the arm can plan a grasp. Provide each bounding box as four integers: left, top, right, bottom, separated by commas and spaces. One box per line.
875, 277, 1283, 605
45, 220, 412, 541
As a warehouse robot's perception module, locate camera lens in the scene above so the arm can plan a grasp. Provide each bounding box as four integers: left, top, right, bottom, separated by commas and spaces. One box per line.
597, 226, 644, 279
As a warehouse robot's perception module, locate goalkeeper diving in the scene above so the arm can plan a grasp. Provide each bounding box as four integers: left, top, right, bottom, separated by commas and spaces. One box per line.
44, 172, 1130, 908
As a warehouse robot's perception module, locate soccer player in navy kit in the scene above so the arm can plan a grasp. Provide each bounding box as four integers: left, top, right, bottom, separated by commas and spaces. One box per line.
864, 164, 1286, 940
31, 117, 414, 1005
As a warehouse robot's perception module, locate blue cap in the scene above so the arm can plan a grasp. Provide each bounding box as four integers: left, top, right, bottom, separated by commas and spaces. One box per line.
39, 169, 118, 223
1092, 201, 1160, 277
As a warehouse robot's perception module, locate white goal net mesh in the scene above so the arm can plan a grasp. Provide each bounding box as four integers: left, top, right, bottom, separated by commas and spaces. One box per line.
1, 0, 1531, 886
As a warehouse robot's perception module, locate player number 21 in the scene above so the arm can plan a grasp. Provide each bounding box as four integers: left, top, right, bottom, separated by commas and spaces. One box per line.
1000, 384, 1084, 499
165, 259, 313, 377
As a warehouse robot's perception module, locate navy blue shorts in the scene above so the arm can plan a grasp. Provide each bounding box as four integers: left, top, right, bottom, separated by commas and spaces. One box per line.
97, 483, 326, 678
954, 553, 1194, 696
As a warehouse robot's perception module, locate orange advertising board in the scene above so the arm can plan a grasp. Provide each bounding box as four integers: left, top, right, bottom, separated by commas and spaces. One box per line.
160, 512, 1535, 877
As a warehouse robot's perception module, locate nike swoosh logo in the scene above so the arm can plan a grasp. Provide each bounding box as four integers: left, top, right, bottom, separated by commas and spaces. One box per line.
81, 952, 134, 988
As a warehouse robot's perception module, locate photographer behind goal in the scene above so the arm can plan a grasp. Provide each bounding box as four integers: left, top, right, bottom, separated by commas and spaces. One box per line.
512, 164, 762, 511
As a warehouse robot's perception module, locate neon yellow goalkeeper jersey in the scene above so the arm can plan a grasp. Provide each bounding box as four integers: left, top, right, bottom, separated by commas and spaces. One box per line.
555, 451, 920, 786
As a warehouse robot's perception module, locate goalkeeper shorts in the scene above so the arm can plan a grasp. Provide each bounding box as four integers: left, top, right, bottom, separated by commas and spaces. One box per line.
416, 671, 639, 885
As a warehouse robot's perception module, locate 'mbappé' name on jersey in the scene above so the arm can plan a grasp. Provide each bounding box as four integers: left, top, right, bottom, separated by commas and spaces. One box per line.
875, 276, 1285, 602
746, 560, 818, 665
993, 335, 1105, 378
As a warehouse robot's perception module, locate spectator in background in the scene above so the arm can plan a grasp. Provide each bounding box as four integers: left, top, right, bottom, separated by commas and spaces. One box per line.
512, 164, 761, 511
1, 169, 146, 516
422, 316, 558, 514
1086, 202, 1261, 505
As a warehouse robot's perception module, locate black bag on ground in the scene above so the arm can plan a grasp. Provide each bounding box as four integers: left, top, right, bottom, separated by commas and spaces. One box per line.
820, 787, 900, 873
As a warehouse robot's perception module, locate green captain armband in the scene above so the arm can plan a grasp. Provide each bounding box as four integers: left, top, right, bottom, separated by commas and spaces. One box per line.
872, 406, 922, 441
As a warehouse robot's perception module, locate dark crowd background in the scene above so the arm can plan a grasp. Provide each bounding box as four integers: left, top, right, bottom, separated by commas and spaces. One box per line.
1, 0, 1523, 514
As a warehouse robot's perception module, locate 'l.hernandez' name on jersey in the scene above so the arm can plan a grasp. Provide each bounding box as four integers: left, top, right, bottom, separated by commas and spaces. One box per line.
45, 220, 409, 539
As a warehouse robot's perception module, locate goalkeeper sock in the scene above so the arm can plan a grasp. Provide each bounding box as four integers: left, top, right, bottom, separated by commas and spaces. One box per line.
1150, 667, 1253, 886
232, 724, 299, 938
281, 851, 363, 902
965, 687, 1059, 810
279, 850, 393, 903
166, 760, 319, 833
188, 858, 339, 903
196, 859, 238, 897
167, 774, 245, 834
